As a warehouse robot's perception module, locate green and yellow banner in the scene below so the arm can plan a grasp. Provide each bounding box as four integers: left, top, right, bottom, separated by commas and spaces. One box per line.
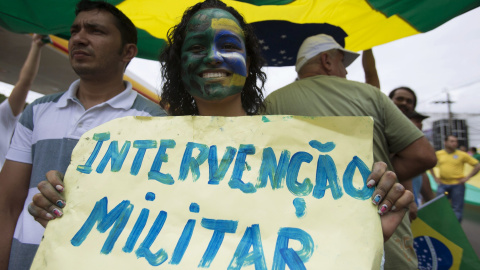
1, 0, 479, 65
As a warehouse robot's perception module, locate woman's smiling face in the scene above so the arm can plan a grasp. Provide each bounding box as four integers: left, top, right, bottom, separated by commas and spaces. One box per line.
181, 8, 247, 100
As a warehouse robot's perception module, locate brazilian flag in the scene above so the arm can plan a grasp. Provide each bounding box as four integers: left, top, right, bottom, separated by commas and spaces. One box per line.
411, 195, 480, 270
1, 0, 479, 65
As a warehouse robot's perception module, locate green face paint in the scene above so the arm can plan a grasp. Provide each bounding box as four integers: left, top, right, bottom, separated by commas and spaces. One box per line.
181, 9, 247, 101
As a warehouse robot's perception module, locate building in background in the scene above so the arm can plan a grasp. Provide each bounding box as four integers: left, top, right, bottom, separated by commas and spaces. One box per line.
431, 119, 469, 150
423, 113, 480, 151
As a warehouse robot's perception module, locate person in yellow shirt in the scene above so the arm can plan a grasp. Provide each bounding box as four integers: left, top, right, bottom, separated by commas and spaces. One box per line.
430, 135, 480, 222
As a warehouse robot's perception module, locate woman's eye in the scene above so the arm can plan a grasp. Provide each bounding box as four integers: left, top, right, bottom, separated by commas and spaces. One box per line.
223, 43, 239, 50
190, 45, 204, 52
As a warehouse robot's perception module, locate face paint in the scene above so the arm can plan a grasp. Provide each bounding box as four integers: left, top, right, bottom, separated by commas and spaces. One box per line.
181, 9, 247, 100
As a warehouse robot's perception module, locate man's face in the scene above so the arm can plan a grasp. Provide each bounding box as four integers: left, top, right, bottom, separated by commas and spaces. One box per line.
69, 10, 125, 78
391, 89, 415, 115
445, 136, 458, 150
181, 8, 248, 101
329, 50, 347, 78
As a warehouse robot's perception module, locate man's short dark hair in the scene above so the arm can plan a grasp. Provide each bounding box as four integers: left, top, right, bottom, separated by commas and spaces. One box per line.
75, 0, 137, 46
389, 86, 417, 108
445, 135, 457, 142
470, 147, 477, 153
159, 0, 266, 116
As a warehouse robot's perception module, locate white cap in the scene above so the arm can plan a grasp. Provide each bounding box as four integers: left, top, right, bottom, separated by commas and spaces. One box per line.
295, 34, 360, 72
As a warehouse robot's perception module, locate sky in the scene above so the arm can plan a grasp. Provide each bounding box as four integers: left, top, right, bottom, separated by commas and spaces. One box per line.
126, 5, 480, 116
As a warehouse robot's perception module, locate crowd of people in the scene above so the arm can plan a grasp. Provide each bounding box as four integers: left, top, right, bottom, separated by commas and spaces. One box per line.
0, 0, 477, 269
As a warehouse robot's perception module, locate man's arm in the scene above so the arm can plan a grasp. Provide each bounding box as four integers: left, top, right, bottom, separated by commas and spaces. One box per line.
429, 168, 440, 184
400, 178, 418, 221
362, 49, 380, 89
0, 160, 32, 269
391, 136, 437, 182
8, 34, 47, 116
459, 163, 480, 184
420, 172, 436, 202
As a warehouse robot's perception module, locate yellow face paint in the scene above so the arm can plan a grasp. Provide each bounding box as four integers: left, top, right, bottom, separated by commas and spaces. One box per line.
211, 18, 243, 35
229, 73, 247, 87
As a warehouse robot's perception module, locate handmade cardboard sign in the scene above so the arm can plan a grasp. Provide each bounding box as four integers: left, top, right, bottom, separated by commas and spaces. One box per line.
32, 115, 382, 269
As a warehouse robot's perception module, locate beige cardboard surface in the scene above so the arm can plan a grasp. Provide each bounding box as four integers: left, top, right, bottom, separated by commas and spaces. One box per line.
32, 115, 382, 269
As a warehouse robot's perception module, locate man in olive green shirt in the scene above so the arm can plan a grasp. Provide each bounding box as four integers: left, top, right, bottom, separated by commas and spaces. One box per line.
265, 34, 437, 270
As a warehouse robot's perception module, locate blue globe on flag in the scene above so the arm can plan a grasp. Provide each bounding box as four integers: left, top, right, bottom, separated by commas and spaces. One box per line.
414, 236, 453, 270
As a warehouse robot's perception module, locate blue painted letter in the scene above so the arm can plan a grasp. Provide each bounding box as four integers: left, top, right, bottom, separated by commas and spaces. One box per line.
170, 219, 196, 265
343, 156, 373, 200
149, 139, 176, 185
70, 197, 133, 254
312, 155, 343, 200
136, 211, 169, 266
123, 208, 149, 253
229, 144, 256, 193
286, 152, 313, 196
124, 193, 154, 253
77, 132, 110, 174
208, 145, 237, 185
229, 224, 267, 270
179, 142, 209, 181
257, 148, 290, 190
96, 141, 131, 174
130, 140, 157, 175
199, 218, 238, 268
309, 140, 335, 153
272, 227, 314, 270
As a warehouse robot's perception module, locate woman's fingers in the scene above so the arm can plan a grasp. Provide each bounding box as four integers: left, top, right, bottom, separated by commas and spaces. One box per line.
45, 170, 65, 193
28, 202, 54, 228
37, 180, 65, 210
366, 161, 388, 188
378, 183, 407, 215
391, 188, 415, 213
371, 170, 396, 208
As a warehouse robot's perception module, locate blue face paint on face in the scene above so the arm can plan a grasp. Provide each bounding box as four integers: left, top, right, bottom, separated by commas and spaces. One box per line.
215, 30, 247, 77
181, 9, 248, 101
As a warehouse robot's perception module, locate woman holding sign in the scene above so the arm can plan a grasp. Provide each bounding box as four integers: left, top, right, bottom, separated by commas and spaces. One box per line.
30, 0, 412, 262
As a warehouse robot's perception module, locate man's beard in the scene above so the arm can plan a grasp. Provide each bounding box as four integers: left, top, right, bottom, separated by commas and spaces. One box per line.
399, 105, 411, 115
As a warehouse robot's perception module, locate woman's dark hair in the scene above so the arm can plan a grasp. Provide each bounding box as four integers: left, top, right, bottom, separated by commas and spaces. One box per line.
159, 0, 266, 116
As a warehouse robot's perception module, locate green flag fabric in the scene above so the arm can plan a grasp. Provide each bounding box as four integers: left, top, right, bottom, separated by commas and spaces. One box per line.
412, 195, 480, 269
1, 0, 479, 64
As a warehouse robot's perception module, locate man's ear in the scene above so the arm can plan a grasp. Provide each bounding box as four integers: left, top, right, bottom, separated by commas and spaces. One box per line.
320, 53, 332, 73
122, 44, 138, 63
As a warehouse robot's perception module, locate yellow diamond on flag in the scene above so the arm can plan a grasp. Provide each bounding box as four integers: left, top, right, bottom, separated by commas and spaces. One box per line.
412, 215, 463, 269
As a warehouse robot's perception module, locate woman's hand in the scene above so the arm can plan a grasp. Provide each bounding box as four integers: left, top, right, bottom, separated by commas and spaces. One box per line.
28, 170, 65, 228
368, 162, 414, 242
